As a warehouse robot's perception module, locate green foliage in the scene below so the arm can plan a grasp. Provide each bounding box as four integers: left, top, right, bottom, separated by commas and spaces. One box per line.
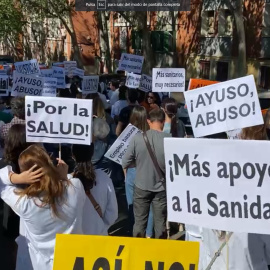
0, 0, 25, 40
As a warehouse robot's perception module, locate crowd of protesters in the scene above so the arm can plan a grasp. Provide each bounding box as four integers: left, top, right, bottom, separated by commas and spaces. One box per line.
0, 74, 269, 270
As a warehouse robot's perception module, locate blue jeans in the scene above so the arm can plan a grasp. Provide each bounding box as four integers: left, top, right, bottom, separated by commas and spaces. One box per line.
125, 168, 153, 237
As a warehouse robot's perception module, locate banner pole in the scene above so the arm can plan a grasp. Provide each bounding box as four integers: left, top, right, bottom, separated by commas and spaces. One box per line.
226, 232, 229, 270
59, 143, 61, 160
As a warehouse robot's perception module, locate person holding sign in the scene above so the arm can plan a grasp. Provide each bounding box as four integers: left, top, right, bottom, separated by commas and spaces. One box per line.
0, 145, 86, 270
72, 143, 118, 235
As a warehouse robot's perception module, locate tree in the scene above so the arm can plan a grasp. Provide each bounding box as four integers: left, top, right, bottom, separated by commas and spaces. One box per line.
224, 0, 246, 77
0, 0, 26, 59
19, 0, 84, 67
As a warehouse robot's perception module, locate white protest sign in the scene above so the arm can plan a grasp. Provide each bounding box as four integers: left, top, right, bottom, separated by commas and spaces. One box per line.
40, 69, 53, 78
184, 75, 263, 137
52, 62, 64, 67
165, 138, 270, 234
52, 67, 66, 88
0, 75, 9, 96
15, 59, 40, 75
105, 124, 140, 165
25, 96, 92, 145
152, 68, 185, 92
71, 68, 85, 78
64, 61, 77, 77
125, 73, 141, 89
227, 129, 242, 140
11, 72, 44, 97
82, 76, 99, 95
42, 78, 57, 97
118, 53, 144, 74
139, 74, 152, 92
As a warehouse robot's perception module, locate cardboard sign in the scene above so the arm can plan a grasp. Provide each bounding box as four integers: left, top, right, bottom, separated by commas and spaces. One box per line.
105, 124, 140, 165
72, 68, 85, 78
25, 96, 92, 145
125, 73, 141, 89
11, 72, 44, 97
15, 59, 40, 75
184, 75, 264, 138
82, 76, 99, 95
52, 67, 66, 88
165, 138, 270, 234
53, 234, 199, 270
188, 79, 219, 90
42, 78, 57, 97
40, 69, 54, 78
118, 53, 144, 74
139, 74, 152, 92
0, 75, 9, 96
152, 68, 185, 92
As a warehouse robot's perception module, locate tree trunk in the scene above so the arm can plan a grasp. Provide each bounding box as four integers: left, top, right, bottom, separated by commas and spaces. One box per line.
137, 12, 154, 75
224, 0, 246, 77
233, 0, 246, 77
98, 11, 112, 73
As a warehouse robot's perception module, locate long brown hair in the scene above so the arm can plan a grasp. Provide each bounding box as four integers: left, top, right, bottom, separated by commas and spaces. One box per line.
129, 105, 149, 132
240, 125, 267, 140
161, 98, 178, 137
4, 124, 32, 172
17, 145, 69, 217
85, 93, 106, 120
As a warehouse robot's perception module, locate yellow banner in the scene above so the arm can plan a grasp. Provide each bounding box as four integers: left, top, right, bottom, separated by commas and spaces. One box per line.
53, 234, 199, 270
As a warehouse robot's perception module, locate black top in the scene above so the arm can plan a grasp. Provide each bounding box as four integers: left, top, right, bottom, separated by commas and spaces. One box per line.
118, 105, 135, 131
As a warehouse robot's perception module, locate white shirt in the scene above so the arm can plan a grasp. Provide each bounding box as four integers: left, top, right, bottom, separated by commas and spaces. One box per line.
0, 166, 86, 270
82, 169, 118, 235
110, 89, 119, 106
111, 100, 128, 118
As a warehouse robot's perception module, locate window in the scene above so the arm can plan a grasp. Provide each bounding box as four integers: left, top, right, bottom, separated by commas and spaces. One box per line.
201, 10, 215, 36
131, 30, 142, 50
216, 61, 229, 82
199, 60, 210, 79
114, 13, 130, 27
259, 66, 270, 89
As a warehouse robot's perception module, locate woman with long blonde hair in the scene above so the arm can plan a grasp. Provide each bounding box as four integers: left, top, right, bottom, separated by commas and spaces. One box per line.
0, 144, 86, 270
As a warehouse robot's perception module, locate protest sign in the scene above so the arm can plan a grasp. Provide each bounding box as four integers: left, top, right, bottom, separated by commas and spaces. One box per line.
184, 75, 263, 138
82, 76, 99, 95
152, 68, 185, 92
188, 78, 219, 90
15, 59, 40, 75
118, 53, 144, 74
52, 62, 64, 67
165, 138, 270, 234
0, 75, 9, 96
11, 72, 44, 97
64, 61, 77, 77
139, 74, 152, 92
52, 67, 65, 88
42, 78, 57, 97
227, 129, 242, 140
25, 96, 92, 145
53, 234, 199, 270
40, 69, 53, 78
105, 124, 140, 165
72, 68, 85, 78
125, 73, 141, 89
